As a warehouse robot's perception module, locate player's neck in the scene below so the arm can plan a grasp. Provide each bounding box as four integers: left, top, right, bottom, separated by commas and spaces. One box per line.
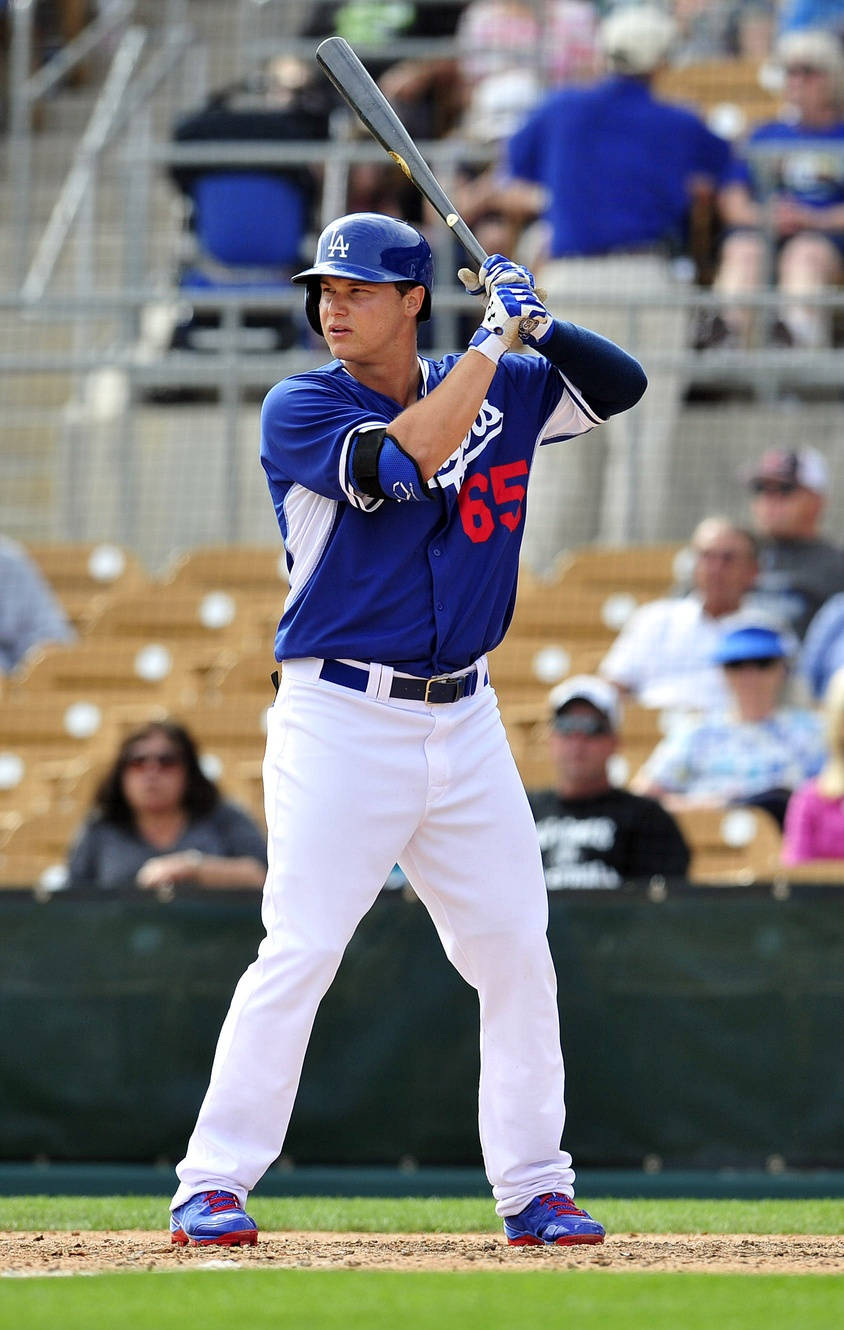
340, 344, 421, 408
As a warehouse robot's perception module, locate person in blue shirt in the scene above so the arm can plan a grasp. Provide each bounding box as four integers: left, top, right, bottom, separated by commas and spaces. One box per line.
799, 590, 844, 698
167, 211, 645, 1251
704, 28, 844, 349
778, 0, 844, 40
458, 3, 733, 563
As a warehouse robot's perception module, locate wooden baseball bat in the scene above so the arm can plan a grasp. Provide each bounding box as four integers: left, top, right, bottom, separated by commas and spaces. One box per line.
316, 35, 488, 270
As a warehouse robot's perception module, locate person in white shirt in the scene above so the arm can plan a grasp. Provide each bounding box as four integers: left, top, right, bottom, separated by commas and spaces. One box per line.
599, 516, 760, 714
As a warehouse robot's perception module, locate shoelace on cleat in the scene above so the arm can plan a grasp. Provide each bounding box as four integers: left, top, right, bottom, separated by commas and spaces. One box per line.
203, 1191, 240, 1213
537, 1193, 586, 1217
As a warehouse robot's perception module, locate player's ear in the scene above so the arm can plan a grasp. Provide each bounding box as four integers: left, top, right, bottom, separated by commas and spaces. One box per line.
401, 283, 426, 319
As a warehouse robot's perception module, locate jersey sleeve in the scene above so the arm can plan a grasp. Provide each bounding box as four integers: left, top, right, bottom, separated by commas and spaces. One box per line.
260, 375, 391, 512
501, 350, 603, 449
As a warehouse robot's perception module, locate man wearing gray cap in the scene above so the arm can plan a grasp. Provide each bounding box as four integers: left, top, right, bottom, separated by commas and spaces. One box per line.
528, 676, 690, 890
746, 446, 844, 638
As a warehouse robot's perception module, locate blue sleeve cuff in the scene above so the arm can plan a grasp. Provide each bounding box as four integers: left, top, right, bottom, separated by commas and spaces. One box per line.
539, 320, 648, 418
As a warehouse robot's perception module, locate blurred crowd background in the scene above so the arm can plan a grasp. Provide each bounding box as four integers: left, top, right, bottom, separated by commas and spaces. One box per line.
3, 0, 844, 893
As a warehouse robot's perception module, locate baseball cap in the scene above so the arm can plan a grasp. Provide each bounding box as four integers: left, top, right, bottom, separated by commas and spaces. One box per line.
599, 4, 677, 76
548, 675, 622, 730
775, 29, 844, 85
712, 624, 791, 666
746, 446, 828, 493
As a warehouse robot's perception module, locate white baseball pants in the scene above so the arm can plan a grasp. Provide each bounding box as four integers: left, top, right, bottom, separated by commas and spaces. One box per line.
173, 657, 576, 1217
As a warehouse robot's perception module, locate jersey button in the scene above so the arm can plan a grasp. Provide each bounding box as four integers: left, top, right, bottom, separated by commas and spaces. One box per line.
432, 547, 441, 556
436, 602, 444, 611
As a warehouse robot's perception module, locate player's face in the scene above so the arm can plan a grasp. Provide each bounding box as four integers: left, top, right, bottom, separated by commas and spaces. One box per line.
121, 738, 188, 814
318, 277, 421, 361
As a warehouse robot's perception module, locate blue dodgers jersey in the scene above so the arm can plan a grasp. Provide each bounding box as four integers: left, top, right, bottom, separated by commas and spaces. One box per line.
260, 350, 602, 674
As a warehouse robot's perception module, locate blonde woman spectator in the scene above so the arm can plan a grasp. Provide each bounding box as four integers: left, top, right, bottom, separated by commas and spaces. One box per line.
782, 666, 844, 865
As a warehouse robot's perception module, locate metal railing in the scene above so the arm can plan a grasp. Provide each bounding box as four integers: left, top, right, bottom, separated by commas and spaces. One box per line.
7, 0, 138, 276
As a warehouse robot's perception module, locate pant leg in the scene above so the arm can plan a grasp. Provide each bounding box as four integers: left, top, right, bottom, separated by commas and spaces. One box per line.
172, 667, 430, 1207
400, 685, 575, 1216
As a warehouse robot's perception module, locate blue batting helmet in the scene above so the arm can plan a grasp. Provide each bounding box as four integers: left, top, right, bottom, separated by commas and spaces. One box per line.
292, 212, 433, 334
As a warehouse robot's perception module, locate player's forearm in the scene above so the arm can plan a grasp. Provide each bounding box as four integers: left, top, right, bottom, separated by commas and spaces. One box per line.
538, 320, 647, 418
389, 348, 497, 481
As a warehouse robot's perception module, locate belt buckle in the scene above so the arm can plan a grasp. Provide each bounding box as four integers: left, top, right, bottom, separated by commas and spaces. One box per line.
424, 673, 452, 704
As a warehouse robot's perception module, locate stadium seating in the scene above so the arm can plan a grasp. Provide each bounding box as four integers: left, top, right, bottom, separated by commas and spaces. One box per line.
653, 57, 779, 130
0, 808, 82, 889
25, 542, 151, 630
0, 540, 819, 888
672, 805, 784, 884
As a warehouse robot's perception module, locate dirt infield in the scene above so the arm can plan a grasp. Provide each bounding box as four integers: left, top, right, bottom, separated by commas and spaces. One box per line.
2, 1231, 842, 1276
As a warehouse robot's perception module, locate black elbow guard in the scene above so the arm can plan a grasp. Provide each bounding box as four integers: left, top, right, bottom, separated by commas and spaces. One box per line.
350, 427, 431, 503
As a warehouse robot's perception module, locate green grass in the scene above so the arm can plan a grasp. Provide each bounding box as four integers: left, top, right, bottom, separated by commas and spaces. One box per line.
2, 1193, 842, 1234
1, 1269, 842, 1330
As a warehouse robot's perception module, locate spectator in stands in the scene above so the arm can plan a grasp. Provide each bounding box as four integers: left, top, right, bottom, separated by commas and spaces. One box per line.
599, 516, 761, 714
799, 589, 844, 698
0, 535, 75, 673
777, 0, 844, 41
671, 0, 777, 63
633, 622, 825, 825
67, 720, 267, 891
744, 445, 844, 639
452, 2, 600, 261
528, 675, 690, 888
303, 1, 467, 217
459, 4, 734, 560
782, 665, 844, 864
699, 29, 844, 350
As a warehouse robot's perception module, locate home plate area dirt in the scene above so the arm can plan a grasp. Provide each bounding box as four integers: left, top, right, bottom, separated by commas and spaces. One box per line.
1, 1232, 842, 1276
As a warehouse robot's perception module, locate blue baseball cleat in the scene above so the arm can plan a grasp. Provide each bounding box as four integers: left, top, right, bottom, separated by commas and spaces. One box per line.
170, 1190, 258, 1247
504, 1192, 605, 1246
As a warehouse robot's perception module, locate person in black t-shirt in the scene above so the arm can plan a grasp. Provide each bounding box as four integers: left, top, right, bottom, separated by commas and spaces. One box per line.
527, 676, 690, 890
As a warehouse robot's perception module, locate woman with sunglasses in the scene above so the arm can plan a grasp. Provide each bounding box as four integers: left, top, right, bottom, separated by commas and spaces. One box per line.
67, 720, 267, 890
633, 623, 825, 826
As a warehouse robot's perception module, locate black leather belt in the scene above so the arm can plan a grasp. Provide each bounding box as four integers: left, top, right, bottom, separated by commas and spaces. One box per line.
319, 658, 479, 704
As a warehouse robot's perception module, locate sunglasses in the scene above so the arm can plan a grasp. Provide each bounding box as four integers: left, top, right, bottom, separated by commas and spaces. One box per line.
785, 64, 825, 77
554, 713, 612, 737
123, 751, 184, 770
749, 479, 798, 496
723, 657, 782, 672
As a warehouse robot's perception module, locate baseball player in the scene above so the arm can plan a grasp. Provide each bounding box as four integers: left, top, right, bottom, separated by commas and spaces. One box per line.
169, 212, 646, 1248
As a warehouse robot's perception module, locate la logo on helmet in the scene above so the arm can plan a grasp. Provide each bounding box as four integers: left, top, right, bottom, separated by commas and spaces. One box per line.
327, 230, 349, 258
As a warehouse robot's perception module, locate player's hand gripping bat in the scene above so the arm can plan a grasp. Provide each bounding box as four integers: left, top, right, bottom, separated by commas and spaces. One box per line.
315, 36, 550, 342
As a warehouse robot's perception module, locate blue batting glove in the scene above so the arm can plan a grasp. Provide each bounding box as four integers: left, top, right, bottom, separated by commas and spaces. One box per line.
458, 253, 537, 298
468, 283, 552, 364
